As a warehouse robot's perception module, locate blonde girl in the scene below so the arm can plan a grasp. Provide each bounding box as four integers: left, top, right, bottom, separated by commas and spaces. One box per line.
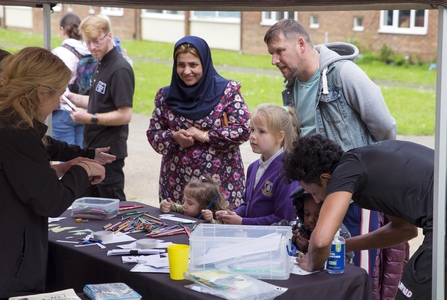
217, 104, 299, 225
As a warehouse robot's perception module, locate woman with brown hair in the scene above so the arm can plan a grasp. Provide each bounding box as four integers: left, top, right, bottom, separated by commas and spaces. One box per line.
0, 47, 105, 299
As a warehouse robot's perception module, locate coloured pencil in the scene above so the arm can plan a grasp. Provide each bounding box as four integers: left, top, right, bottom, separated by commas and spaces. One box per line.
197, 192, 220, 221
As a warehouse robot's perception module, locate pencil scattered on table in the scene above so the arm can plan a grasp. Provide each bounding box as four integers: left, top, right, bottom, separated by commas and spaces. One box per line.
100, 212, 191, 237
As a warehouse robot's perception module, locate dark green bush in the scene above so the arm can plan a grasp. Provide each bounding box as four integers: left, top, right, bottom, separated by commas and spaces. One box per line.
380, 44, 395, 64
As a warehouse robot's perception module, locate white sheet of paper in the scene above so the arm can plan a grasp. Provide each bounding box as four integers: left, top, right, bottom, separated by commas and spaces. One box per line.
122, 254, 169, 269
107, 249, 165, 256
82, 232, 135, 245
49, 217, 66, 223
291, 264, 322, 275
61, 94, 77, 111
144, 254, 169, 268
159, 214, 195, 224
118, 240, 173, 249
130, 263, 170, 273
101, 232, 136, 245
122, 255, 147, 264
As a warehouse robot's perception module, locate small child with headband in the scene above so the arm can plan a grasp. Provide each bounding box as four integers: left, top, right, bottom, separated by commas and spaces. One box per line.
160, 174, 228, 223
216, 104, 299, 225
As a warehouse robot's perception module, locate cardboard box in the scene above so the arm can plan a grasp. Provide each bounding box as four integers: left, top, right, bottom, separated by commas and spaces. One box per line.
71, 197, 119, 220
189, 224, 294, 280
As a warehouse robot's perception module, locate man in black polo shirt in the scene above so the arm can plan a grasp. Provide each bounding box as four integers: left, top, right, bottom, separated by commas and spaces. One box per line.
282, 134, 443, 300
66, 15, 134, 201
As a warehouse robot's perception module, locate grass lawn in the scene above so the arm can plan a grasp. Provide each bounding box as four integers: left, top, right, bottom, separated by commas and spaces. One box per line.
0, 28, 437, 136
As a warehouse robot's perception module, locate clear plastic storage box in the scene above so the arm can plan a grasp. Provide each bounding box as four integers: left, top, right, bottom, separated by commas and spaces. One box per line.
71, 197, 119, 220
188, 224, 294, 280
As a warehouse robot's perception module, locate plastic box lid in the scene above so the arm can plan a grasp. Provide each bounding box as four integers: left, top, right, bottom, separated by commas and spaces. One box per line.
71, 197, 119, 220
189, 224, 294, 280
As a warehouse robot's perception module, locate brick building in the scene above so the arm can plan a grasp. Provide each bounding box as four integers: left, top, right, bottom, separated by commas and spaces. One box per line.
2, 5, 439, 62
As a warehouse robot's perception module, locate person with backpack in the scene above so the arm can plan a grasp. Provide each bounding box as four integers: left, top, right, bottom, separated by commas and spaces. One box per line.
52, 13, 97, 147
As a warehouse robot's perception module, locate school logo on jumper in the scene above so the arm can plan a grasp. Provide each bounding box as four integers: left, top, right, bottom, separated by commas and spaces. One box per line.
96, 81, 107, 94
262, 180, 273, 197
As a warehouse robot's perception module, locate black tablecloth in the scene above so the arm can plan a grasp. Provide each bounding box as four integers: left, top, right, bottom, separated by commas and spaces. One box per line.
46, 202, 372, 300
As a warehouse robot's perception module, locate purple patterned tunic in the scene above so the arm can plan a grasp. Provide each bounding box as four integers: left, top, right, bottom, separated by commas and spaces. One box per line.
147, 81, 250, 210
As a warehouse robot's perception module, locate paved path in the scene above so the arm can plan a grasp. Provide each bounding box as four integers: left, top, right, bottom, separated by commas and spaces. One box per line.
125, 113, 433, 255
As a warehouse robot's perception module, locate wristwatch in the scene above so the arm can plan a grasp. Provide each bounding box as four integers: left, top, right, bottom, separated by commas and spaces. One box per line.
91, 114, 98, 125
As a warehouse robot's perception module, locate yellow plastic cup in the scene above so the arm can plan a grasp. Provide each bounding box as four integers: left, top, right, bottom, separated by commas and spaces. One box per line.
167, 244, 190, 280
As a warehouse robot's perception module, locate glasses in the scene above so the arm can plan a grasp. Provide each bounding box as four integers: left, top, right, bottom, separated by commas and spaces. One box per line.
83, 32, 109, 47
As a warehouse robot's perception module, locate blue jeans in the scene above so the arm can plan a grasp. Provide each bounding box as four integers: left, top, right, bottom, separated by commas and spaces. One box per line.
52, 110, 84, 147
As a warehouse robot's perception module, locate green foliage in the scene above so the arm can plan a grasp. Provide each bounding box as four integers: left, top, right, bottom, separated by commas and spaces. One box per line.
356, 52, 381, 64
380, 43, 395, 64
382, 86, 436, 135
393, 55, 408, 67
0, 28, 437, 136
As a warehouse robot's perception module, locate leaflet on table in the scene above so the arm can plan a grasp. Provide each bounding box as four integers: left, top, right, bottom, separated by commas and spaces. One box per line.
130, 264, 170, 273
75, 232, 135, 245
122, 254, 168, 268
8, 288, 81, 299
107, 249, 165, 256
117, 240, 173, 249
291, 264, 322, 275
123, 254, 170, 273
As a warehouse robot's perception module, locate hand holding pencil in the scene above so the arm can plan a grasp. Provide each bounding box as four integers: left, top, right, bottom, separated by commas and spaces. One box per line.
200, 209, 214, 223
160, 185, 173, 213
161, 198, 173, 213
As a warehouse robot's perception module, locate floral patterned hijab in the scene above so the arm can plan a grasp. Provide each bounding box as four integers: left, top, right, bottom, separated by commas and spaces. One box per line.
164, 36, 230, 120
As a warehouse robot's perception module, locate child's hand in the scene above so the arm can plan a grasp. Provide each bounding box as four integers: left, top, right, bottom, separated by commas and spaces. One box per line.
219, 210, 242, 225
292, 228, 299, 245
295, 233, 310, 253
161, 198, 172, 213
215, 210, 228, 222
201, 209, 214, 223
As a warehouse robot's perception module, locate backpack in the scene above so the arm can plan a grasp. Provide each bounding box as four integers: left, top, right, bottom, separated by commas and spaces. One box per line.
62, 43, 98, 95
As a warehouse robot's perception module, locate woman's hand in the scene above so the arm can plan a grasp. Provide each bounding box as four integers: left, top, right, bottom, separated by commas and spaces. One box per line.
94, 147, 116, 164
186, 127, 209, 143
76, 160, 105, 185
52, 157, 96, 178
173, 129, 194, 148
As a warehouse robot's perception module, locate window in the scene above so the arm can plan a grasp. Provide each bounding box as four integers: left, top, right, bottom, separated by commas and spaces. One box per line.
353, 17, 364, 31
190, 11, 240, 23
143, 10, 183, 15
101, 7, 124, 17
309, 15, 319, 29
379, 10, 428, 35
141, 10, 184, 21
261, 11, 297, 26
88, 6, 95, 14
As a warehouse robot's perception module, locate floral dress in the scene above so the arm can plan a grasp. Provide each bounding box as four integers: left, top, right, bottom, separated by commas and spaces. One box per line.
147, 81, 251, 210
